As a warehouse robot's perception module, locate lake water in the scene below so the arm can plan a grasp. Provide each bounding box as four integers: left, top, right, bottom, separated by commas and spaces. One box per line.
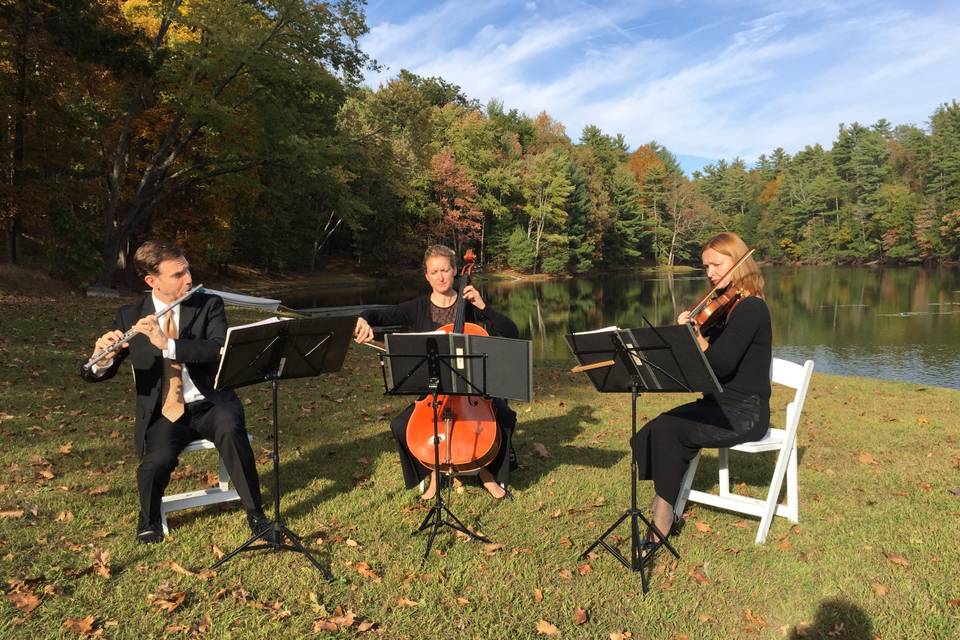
280, 266, 960, 390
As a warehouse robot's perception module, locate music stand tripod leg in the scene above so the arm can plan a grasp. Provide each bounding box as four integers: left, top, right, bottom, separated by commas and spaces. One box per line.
210, 376, 332, 580
579, 384, 680, 593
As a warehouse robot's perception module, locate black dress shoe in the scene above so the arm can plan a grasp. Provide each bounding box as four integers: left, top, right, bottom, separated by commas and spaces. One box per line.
136, 523, 164, 544
246, 509, 279, 543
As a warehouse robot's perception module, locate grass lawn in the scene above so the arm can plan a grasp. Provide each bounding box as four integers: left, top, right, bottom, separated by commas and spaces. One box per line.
1, 292, 958, 639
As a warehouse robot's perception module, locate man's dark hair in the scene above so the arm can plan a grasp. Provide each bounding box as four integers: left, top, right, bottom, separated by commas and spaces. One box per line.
133, 241, 186, 278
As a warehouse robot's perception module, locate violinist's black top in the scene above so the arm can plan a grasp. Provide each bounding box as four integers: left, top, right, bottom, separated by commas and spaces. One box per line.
700, 294, 772, 407
360, 295, 519, 338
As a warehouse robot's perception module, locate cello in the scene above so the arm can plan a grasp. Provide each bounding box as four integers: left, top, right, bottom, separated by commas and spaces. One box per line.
404, 249, 501, 474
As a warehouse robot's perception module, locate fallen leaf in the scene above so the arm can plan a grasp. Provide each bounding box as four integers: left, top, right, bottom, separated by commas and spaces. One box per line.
483, 543, 504, 554
871, 582, 889, 596
59, 443, 74, 454
355, 562, 382, 582
456, 596, 470, 605
694, 521, 713, 533
948, 487, 960, 497
536, 619, 560, 636
558, 569, 573, 581
559, 536, 573, 548
345, 538, 360, 547
396, 597, 419, 608
592, 495, 606, 507
148, 584, 186, 613
884, 552, 911, 567
778, 540, 792, 551
314, 620, 338, 632
90, 549, 111, 579
357, 620, 375, 632
577, 563, 592, 575
573, 607, 588, 625
947, 598, 960, 607
57, 511, 74, 523
858, 452, 878, 465
88, 486, 109, 496
534, 588, 543, 603
7, 591, 42, 613
329, 608, 356, 626
0, 509, 24, 518
63, 615, 96, 635
698, 613, 713, 623
609, 633, 632, 640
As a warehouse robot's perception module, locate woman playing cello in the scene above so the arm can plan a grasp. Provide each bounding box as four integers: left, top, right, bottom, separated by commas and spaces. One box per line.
353, 244, 519, 500
632, 232, 771, 549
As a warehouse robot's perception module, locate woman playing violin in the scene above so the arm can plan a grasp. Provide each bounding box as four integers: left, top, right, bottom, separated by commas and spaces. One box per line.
632, 232, 771, 548
353, 244, 519, 500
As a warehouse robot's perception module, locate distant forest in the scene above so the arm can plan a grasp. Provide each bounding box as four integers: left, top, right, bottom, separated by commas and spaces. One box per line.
3, 1, 959, 287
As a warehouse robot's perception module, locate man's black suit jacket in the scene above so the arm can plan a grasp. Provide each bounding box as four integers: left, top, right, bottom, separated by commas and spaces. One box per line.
81, 292, 238, 457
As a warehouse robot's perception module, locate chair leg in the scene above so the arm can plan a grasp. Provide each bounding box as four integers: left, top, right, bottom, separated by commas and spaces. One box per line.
718, 448, 730, 496
674, 454, 700, 518
218, 454, 231, 492
756, 446, 793, 544
786, 445, 799, 523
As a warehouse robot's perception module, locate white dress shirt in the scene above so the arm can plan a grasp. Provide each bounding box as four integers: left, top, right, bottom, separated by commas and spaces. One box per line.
153, 292, 205, 404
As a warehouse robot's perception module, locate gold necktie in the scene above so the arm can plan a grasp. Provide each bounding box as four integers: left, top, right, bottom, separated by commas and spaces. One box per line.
160, 313, 185, 422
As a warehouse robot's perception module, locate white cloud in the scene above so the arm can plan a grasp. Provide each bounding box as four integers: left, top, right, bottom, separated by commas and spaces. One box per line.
361, 1, 960, 162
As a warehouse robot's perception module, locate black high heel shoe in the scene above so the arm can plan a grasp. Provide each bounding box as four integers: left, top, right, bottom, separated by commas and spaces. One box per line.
641, 516, 684, 558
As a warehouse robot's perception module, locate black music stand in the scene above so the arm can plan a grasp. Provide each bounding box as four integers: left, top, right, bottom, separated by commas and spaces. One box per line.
380, 332, 532, 562
566, 319, 721, 593
210, 315, 355, 577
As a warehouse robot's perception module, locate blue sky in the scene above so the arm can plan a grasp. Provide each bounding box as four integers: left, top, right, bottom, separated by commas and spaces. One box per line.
359, 0, 960, 173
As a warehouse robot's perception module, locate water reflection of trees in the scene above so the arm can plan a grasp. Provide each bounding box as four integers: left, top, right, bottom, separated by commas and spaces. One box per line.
485, 267, 960, 364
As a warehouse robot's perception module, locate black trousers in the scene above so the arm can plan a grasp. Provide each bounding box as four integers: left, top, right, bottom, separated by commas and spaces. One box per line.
389, 397, 517, 489
631, 396, 768, 507
137, 398, 262, 526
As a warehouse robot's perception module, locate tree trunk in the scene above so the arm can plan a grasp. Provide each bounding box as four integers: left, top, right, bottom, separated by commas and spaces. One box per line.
8, 0, 33, 264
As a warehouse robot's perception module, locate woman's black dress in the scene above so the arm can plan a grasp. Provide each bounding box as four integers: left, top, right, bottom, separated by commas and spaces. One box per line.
631, 295, 772, 505
360, 295, 519, 489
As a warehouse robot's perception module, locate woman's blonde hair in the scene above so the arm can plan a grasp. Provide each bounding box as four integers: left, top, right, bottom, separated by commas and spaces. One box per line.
423, 244, 457, 272
703, 232, 764, 297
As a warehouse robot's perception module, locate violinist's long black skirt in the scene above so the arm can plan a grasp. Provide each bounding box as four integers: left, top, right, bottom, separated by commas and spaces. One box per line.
631, 396, 768, 506
389, 398, 517, 489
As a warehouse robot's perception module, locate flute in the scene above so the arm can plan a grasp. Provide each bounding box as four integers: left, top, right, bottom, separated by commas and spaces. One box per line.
81, 284, 205, 373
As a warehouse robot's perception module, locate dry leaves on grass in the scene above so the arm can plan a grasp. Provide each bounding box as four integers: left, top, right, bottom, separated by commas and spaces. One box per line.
871, 582, 889, 596
884, 552, 911, 567
536, 619, 560, 636
0, 509, 25, 518
89, 549, 111, 579
59, 443, 73, 454
609, 632, 633, 640
396, 597, 419, 608
858, 452, 879, 465
6, 590, 42, 613
483, 543, 505, 554
688, 563, 710, 586
313, 605, 371, 633
573, 607, 588, 625
533, 588, 543, 602
355, 562, 382, 582
147, 581, 187, 613
159, 561, 216, 581
694, 521, 713, 533
63, 615, 100, 637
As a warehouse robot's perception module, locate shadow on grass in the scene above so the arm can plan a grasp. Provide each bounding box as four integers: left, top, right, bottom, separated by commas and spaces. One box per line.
508, 403, 627, 491
788, 598, 874, 639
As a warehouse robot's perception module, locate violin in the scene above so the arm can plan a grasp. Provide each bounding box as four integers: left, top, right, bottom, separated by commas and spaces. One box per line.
405, 249, 501, 474
685, 248, 755, 330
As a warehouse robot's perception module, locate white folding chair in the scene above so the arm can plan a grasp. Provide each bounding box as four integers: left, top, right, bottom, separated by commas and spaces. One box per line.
673, 357, 815, 543
159, 435, 253, 534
